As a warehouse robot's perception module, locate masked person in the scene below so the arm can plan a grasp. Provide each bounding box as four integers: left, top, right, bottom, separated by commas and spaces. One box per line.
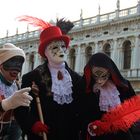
14, 16, 82, 140
0, 43, 33, 140
79, 52, 138, 140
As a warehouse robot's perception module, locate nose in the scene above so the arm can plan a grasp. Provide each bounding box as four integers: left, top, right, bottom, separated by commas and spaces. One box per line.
96, 78, 103, 84
57, 47, 65, 54
59, 46, 64, 52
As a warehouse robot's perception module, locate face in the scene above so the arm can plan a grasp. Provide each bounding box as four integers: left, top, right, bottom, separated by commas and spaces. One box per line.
0, 56, 24, 83
92, 67, 110, 87
0, 66, 20, 83
44, 40, 66, 65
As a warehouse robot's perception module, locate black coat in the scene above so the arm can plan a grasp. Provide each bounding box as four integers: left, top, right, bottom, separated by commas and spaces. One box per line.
79, 78, 136, 140
14, 62, 82, 140
79, 53, 138, 140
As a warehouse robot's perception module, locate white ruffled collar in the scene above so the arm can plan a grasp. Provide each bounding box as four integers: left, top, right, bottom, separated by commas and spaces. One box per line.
93, 80, 121, 112
48, 63, 73, 105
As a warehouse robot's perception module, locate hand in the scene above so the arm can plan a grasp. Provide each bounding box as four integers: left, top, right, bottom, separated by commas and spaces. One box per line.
32, 121, 49, 134
88, 120, 111, 136
1, 87, 33, 111
88, 123, 97, 136
93, 83, 100, 93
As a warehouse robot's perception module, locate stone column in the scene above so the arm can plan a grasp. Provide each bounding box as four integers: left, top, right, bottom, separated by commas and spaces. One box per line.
75, 45, 81, 73
118, 48, 124, 70
21, 53, 30, 75
65, 52, 70, 66
95, 42, 99, 53
137, 1, 140, 15
80, 46, 86, 74
112, 39, 119, 67
115, 39, 124, 69
132, 36, 140, 69
34, 52, 40, 68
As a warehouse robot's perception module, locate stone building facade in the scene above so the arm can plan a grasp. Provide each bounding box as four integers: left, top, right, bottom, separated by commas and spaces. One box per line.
0, 1, 140, 93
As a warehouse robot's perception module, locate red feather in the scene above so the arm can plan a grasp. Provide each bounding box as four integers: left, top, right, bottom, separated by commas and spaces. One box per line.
16, 15, 52, 29
89, 95, 140, 136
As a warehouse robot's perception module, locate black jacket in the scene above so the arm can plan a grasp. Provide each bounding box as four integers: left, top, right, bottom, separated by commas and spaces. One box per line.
14, 61, 82, 140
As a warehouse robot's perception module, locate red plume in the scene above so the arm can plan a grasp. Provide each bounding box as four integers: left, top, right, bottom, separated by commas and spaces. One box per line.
16, 15, 52, 29
89, 95, 140, 136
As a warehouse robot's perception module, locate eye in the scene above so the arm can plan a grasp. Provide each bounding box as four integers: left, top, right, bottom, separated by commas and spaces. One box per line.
101, 75, 107, 78
94, 76, 98, 79
92, 75, 98, 79
61, 45, 66, 48
52, 46, 58, 50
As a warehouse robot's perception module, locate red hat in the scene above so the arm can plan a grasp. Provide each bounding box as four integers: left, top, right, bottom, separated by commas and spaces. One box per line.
17, 15, 73, 58
39, 26, 70, 58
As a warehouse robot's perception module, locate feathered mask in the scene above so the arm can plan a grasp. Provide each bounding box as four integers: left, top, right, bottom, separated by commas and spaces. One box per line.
17, 15, 74, 57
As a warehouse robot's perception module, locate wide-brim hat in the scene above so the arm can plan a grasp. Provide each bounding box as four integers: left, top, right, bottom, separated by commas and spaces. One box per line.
39, 26, 70, 58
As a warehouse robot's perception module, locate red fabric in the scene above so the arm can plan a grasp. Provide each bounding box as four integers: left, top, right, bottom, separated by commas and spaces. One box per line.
57, 71, 63, 80
31, 121, 49, 134
88, 95, 140, 136
84, 64, 92, 94
111, 72, 128, 90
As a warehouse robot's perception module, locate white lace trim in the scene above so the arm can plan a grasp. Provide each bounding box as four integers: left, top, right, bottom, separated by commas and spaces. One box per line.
48, 63, 73, 105
97, 80, 121, 112
0, 80, 17, 98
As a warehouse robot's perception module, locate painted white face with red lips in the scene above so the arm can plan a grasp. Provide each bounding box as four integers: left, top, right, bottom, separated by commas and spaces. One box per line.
44, 40, 66, 65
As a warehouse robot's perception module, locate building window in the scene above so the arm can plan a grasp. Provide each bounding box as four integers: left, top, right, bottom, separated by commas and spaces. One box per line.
30, 53, 34, 70
85, 47, 92, 63
123, 41, 131, 69
103, 43, 111, 57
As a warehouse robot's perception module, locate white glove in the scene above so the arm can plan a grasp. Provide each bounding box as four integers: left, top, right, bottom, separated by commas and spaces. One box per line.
1, 87, 33, 111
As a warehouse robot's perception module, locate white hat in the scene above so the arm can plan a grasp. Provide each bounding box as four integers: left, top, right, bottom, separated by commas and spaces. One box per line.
0, 43, 25, 65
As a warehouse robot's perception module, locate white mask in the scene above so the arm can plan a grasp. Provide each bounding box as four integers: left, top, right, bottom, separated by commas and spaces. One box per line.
45, 40, 66, 65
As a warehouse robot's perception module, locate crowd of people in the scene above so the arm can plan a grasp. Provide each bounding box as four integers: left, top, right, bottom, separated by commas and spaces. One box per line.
0, 16, 140, 140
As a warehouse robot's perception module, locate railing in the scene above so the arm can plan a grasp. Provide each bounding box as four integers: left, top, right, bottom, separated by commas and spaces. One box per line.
121, 68, 140, 79
73, 5, 138, 28
0, 30, 40, 45
0, 4, 139, 45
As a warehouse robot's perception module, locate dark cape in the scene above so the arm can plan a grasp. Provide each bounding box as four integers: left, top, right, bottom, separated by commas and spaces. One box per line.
14, 61, 82, 140
79, 53, 139, 140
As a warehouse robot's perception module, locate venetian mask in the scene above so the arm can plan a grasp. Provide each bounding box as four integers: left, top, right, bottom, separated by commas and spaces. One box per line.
92, 67, 110, 87
45, 40, 66, 65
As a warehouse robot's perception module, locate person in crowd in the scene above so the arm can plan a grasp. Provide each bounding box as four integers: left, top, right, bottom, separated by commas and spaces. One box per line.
0, 43, 33, 140
14, 16, 82, 140
80, 52, 140, 140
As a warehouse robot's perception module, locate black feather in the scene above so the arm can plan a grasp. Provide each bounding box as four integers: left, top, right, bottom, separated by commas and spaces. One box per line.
56, 18, 74, 34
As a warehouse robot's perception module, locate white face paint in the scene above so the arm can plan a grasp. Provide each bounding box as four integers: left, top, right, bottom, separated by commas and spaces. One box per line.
44, 40, 66, 65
